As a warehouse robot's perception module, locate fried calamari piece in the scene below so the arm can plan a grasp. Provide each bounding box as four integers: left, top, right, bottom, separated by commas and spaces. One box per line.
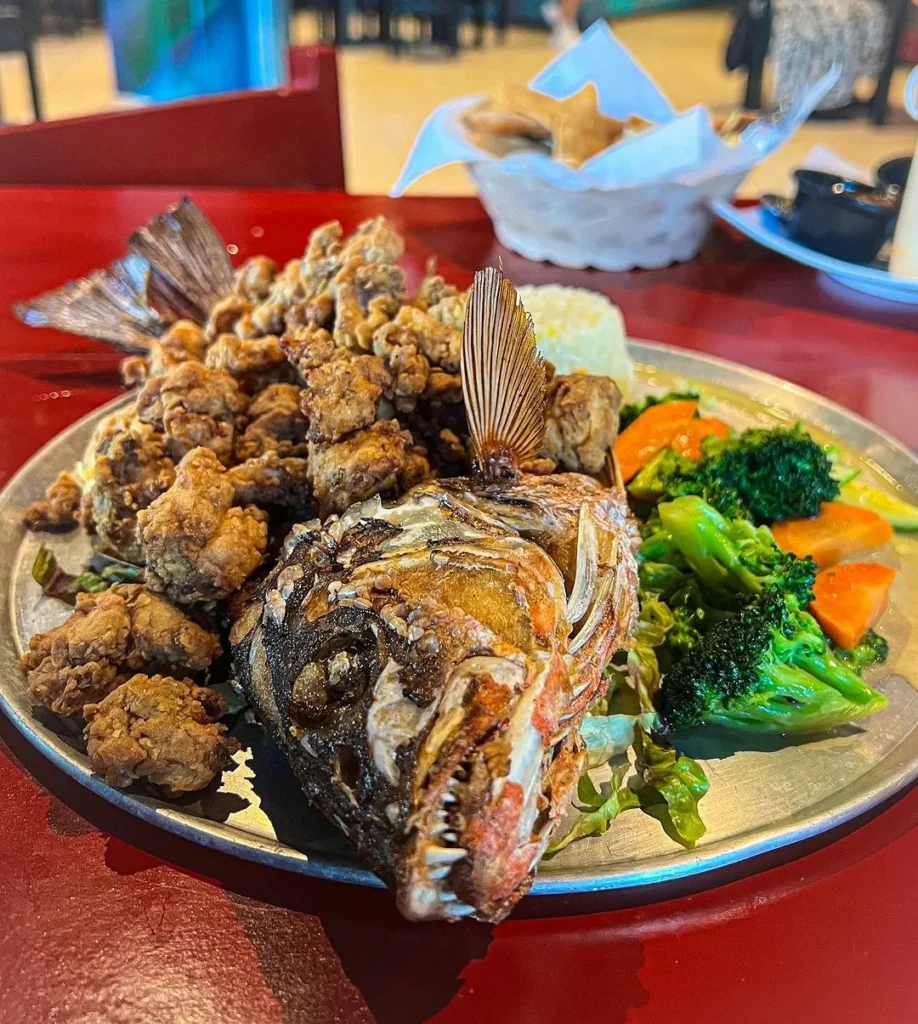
234, 382, 309, 460
226, 452, 312, 510
234, 255, 277, 303
84, 673, 239, 796
138, 447, 268, 604
85, 415, 176, 563
280, 326, 337, 379
332, 256, 405, 351
204, 333, 295, 393
301, 353, 393, 444
19, 584, 220, 716
307, 419, 430, 516
23, 470, 83, 532
204, 294, 252, 343
121, 320, 206, 386
136, 361, 248, 466
382, 304, 462, 373
543, 374, 623, 476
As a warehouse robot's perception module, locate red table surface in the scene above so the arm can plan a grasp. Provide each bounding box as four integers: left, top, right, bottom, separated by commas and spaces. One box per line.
1, 187, 917, 1024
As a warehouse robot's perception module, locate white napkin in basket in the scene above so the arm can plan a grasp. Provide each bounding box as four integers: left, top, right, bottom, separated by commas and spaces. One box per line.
392, 22, 840, 197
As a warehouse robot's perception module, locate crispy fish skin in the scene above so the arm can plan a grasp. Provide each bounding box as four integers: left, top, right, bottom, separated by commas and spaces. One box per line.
231, 476, 638, 923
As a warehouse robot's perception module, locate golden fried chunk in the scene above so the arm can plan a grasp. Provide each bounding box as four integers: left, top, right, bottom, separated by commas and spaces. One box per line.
234, 255, 277, 303
308, 419, 430, 516
301, 353, 392, 443
300, 220, 344, 297
340, 216, 405, 265
19, 584, 220, 716
248, 300, 287, 338
427, 291, 468, 331
138, 447, 268, 604
204, 294, 252, 343
84, 673, 239, 796
136, 361, 248, 466
226, 452, 312, 510
285, 291, 334, 332
234, 382, 309, 460
120, 320, 207, 387
382, 304, 462, 373
280, 326, 337, 379
84, 415, 176, 563
23, 470, 83, 532
414, 260, 459, 311
372, 317, 432, 414
332, 256, 405, 351
204, 333, 295, 393
543, 374, 622, 476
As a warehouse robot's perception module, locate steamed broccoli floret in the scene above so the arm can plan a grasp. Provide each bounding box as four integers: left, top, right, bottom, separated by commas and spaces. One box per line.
657, 592, 888, 733
835, 629, 889, 674
628, 425, 840, 526
644, 496, 817, 610
697, 425, 839, 524
619, 390, 700, 431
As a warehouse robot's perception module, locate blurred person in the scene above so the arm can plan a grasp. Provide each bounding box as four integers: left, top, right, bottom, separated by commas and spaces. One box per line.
542, 0, 582, 49
771, 0, 893, 112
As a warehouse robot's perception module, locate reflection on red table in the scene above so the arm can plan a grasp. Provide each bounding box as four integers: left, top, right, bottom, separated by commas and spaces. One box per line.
1, 188, 917, 1024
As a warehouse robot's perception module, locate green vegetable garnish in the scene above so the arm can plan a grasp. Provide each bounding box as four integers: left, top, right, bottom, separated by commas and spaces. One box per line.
546, 769, 640, 855
628, 424, 840, 526
633, 723, 708, 848
646, 500, 887, 733
31, 545, 110, 605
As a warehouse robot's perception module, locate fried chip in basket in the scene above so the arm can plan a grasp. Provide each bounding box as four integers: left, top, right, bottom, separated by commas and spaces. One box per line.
460, 82, 652, 169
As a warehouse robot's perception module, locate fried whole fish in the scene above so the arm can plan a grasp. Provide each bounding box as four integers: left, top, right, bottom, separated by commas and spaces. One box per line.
230, 268, 639, 923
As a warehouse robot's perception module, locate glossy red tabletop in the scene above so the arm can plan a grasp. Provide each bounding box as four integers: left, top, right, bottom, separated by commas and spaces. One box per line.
1, 187, 917, 1024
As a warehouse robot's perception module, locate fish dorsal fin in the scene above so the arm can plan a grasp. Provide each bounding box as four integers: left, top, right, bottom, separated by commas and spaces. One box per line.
461, 266, 547, 484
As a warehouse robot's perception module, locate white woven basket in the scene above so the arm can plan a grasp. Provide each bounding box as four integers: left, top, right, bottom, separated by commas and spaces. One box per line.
470, 162, 747, 271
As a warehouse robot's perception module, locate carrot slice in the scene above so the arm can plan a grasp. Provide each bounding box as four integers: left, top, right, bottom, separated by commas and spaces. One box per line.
810, 562, 896, 649
614, 399, 698, 482
771, 502, 893, 567
670, 417, 732, 460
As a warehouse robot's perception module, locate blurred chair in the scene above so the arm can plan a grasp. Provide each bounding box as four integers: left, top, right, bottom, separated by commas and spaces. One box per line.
0, 0, 42, 121
0, 46, 344, 188
386, 0, 508, 55
727, 0, 910, 124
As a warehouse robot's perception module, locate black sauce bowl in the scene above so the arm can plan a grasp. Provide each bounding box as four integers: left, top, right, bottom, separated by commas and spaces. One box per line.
762, 169, 900, 264
877, 156, 912, 192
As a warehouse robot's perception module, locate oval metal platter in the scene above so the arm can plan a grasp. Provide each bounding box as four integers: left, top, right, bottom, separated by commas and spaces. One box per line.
2, 339, 917, 896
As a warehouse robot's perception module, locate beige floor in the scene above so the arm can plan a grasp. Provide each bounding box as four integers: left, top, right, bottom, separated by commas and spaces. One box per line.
1, 12, 914, 198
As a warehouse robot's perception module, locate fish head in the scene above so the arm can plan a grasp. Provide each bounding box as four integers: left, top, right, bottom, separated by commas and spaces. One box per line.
230, 490, 587, 923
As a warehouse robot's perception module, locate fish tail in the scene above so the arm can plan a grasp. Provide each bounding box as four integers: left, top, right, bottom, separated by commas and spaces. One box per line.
14, 197, 233, 353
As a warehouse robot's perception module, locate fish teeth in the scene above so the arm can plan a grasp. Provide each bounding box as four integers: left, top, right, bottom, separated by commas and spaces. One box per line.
442, 831, 459, 844
442, 792, 458, 804
448, 904, 477, 918
424, 846, 467, 865
429, 866, 452, 880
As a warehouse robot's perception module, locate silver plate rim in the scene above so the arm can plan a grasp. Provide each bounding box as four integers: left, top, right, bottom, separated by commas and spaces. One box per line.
1, 338, 917, 896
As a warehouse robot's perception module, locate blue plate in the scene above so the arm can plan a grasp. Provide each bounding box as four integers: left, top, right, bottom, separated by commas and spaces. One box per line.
712, 200, 918, 306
